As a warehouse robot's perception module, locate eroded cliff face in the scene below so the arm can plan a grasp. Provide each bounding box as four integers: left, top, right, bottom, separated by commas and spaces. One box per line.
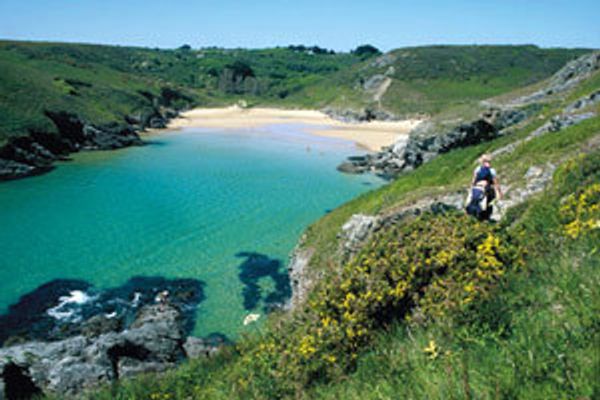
0, 88, 194, 182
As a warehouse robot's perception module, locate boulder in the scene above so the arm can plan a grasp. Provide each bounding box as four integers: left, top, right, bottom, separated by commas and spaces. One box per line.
338, 214, 381, 260
0, 304, 203, 398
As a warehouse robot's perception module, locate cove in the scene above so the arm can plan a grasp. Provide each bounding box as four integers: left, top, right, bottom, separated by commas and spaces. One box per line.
0, 124, 384, 340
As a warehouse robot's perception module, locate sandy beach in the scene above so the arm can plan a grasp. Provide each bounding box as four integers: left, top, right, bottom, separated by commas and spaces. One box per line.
165, 106, 422, 151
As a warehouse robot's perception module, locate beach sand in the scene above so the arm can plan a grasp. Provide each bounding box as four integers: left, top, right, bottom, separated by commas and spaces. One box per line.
165, 106, 421, 151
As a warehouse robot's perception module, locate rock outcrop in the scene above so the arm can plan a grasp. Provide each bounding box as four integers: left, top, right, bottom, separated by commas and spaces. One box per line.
0, 87, 193, 182
322, 106, 397, 123
512, 51, 600, 105
286, 238, 315, 309
0, 305, 179, 397
338, 214, 381, 262
0, 113, 143, 181
338, 107, 532, 178
492, 91, 598, 159
0, 304, 221, 399
337, 193, 465, 262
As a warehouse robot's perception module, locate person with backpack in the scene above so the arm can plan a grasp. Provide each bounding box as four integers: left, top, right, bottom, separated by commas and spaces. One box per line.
466, 154, 502, 220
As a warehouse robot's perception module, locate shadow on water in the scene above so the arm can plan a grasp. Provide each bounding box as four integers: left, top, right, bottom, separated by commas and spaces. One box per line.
0, 276, 205, 346
236, 251, 291, 313
141, 139, 168, 147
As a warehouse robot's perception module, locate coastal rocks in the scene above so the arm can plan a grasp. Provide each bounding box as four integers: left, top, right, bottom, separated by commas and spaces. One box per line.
0, 277, 205, 348
492, 163, 556, 220
338, 107, 531, 178
0, 85, 194, 182
336, 193, 465, 263
338, 214, 381, 261
44, 111, 143, 151
183, 337, 221, 359
0, 112, 143, 181
0, 304, 190, 397
323, 106, 397, 123
0, 158, 41, 181
125, 106, 179, 130
286, 239, 315, 310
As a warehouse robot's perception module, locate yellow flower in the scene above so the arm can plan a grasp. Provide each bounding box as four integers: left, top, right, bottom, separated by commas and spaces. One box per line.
423, 340, 439, 360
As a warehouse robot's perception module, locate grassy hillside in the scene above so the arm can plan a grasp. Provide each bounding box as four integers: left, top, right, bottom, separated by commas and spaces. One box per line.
0, 41, 589, 146
77, 54, 600, 399
0, 41, 358, 144
375, 45, 590, 116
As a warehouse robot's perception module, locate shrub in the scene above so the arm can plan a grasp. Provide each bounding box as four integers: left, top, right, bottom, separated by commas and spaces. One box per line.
559, 183, 600, 239
233, 212, 523, 397
352, 44, 381, 58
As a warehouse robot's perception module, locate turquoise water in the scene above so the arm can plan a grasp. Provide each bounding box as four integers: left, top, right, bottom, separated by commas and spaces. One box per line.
0, 125, 383, 339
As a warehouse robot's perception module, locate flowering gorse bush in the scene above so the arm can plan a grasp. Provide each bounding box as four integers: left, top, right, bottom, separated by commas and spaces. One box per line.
560, 183, 600, 239
233, 212, 523, 397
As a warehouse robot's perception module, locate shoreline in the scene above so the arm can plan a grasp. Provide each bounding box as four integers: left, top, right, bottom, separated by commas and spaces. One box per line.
158, 106, 422, 152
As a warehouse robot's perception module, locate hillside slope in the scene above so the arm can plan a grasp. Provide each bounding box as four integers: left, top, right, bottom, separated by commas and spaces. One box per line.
0, 41, 589, 181
0, 45, 598, 399
63, 53, 600, 399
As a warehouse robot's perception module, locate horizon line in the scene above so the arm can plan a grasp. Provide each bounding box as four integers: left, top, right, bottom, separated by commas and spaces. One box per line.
0, 37, 597, 53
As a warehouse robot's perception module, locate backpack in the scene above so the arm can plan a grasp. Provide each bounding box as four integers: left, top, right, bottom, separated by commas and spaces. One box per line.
475, 166, 494, 184
466, 186, 487, 219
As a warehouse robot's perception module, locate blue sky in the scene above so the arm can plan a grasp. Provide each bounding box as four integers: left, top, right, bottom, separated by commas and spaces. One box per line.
0, 0, 598, 51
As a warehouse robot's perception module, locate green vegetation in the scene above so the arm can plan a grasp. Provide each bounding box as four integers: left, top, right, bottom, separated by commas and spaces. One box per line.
79, 60, 600, 398
0, 41, 588, 144
375, 45, 590, 116
85, 143, 600, 400
1, 39, 597, 398
351, 44, 382, 59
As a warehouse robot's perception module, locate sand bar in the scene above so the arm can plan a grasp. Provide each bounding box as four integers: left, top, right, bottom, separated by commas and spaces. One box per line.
165, 106, 422, 151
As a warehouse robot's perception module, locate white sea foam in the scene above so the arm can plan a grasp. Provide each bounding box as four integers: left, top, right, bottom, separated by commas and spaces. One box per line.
131, 292, 142, 307
47, 290, 93, 321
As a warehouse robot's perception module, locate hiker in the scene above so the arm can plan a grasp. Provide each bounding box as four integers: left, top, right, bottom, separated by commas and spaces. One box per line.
466, 154, 502, 220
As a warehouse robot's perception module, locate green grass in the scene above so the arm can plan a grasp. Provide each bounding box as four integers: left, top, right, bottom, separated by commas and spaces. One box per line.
3, 40, 598, 399
307, 152, 600, 399
83, 149, 600, 400
302, 97, 600, 272
81, 75, 600, 398
0, 41, 589, 142
370, 45, 590, 116
308, 237, 599, 399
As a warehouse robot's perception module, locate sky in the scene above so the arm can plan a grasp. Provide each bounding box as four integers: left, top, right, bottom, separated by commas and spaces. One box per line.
0, 0, 598, 51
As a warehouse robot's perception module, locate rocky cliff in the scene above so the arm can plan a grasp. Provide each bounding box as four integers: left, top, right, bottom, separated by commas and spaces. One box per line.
0, 303, 221, 399
0, 89, 193, 182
